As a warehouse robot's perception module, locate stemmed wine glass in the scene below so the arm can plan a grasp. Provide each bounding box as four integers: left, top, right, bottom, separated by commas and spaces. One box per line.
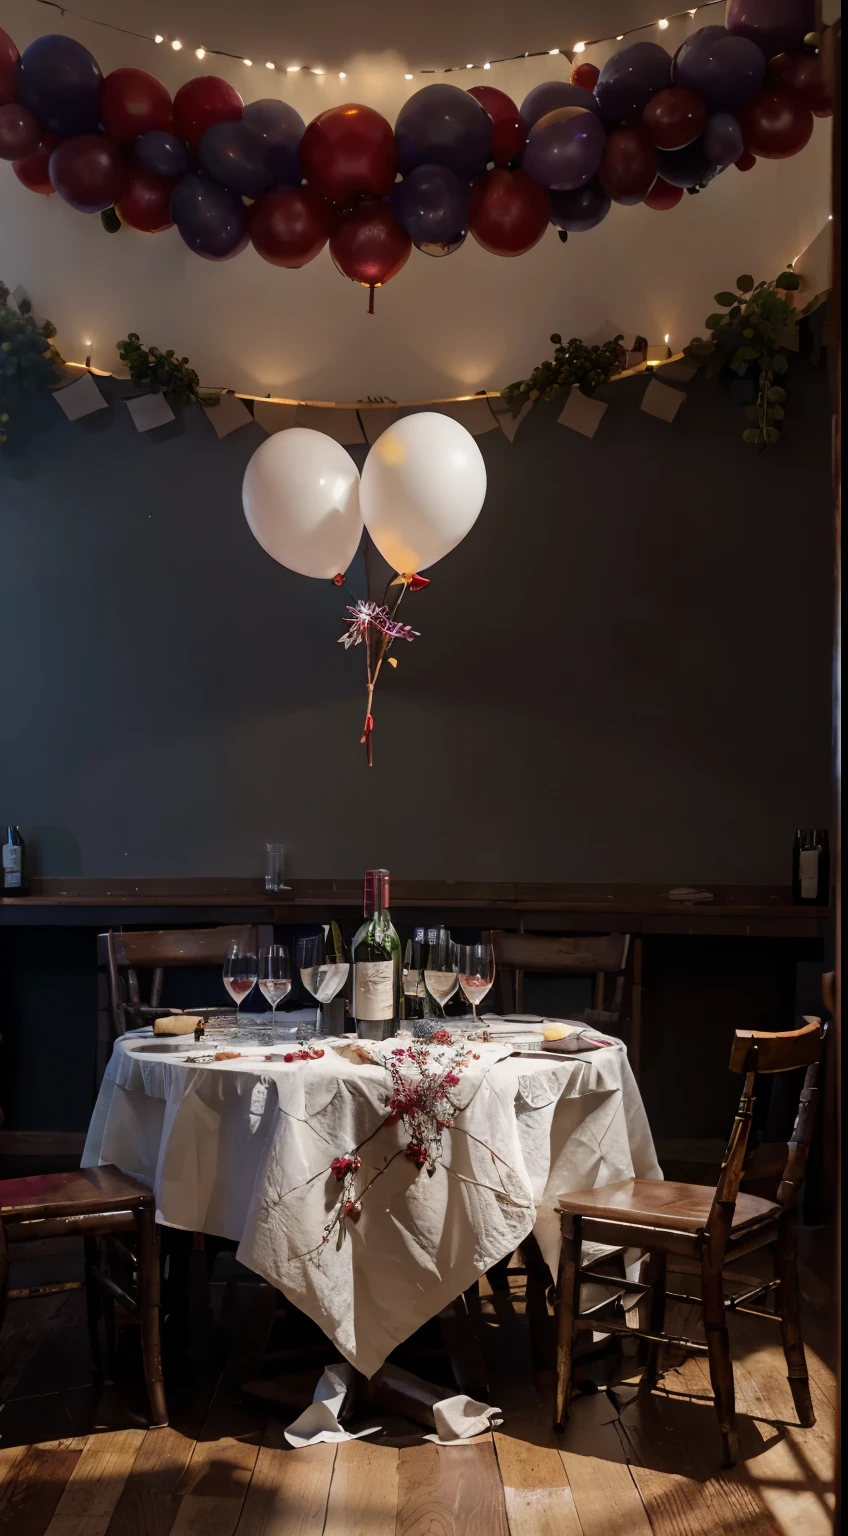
423, 927, 458, 1020
297, 931, 350, 1037
454, 937, 496, 1029
223, 942, 257, 1026
259, 944, 291, 1034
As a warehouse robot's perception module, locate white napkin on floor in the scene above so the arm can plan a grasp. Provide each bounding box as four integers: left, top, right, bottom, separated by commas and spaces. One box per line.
424, 1395, 504, 1444
283, 1364, 380, 1447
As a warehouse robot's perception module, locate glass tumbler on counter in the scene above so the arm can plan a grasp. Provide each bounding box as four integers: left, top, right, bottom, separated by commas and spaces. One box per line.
297, 931, 350, 1036
265, 843, 290, 892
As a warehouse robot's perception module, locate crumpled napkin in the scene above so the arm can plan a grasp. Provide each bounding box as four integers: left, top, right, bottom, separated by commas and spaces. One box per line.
284, 1365, 503, 1448
425, 1394, 504, 1445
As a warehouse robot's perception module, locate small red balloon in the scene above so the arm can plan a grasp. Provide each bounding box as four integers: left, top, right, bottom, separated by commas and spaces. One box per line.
173, 75, 243, 158
249, 186, 335, 267
738, 84, 813, 159
0, 24, 18, 107
571, 62, 600, 91
116, 167, 174, 232
642, 87, 706, 150
49, 134, 128, 214
599, 126, 657, 205
469, 168, 550, 256
0, 103, 42, 160
101, 68, 173, 144
330, 201, 411, 288
643, 175, 684, 210
735, 148, 757, 170
767, 51, 832, 117
300, 103, 396, 205
12, 133, 60, 193
468, 85, 526, 166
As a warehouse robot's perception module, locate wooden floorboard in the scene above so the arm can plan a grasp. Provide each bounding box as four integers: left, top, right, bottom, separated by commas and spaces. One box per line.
322, 1440, 398, 1536
395, 1440, 509, 1536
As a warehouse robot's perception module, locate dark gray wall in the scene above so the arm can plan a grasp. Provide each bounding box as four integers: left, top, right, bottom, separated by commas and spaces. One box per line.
0, 364, 833, 883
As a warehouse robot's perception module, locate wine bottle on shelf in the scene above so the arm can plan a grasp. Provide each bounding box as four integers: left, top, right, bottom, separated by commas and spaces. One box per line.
2, 826, 27, 896
352, 868, 400, 1040
792, 829, 830, 905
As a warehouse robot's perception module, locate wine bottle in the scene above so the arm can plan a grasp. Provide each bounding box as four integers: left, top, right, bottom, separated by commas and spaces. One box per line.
2, 825, 26, 896
352, 869, 400, 1040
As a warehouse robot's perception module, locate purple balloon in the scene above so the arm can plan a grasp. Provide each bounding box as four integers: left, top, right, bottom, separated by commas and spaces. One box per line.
519, 81, 600, 128
390, 163, 468, 253
594, 42, 671, 122
725, 0, 815, 59
704, 111, 744, 167
243, 98, 305, 185
199, 119, 273, 199
136, 130, 191, 179
395, 84, 492, 180
17, 34, 102, 136
548, 180, 611, 232
674, 28, 765, 111
656, 140, 713, 187
523, 107, 606, 191
170, 170, 247, 260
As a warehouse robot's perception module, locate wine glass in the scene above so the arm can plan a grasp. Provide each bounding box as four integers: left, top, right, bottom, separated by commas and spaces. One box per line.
423, 927, 458, 1020
297, 932, 350, 1037
454, 938, 496, 1029
259, 945, 291, 1034
223, 942, 257, 1026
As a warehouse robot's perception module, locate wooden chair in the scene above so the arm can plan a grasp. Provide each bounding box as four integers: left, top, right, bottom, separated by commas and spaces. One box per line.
553, 1018, 826, 1466
97, 923, 273, 1080
493, 929, 634, 1046
0, 1165, 167, 1426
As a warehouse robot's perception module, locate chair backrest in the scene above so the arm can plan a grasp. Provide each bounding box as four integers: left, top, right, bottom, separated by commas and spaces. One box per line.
98, 924, 273, 1037
492, 930, 631, 1023
704, 1018, 827, 1253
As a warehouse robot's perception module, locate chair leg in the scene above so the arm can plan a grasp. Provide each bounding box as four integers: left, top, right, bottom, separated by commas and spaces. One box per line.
522, 1233, 556, 1386
83, 1236, 103, 1381
776, 1212, 815, 1428
554, 1214, 582, 1431
700, 1249, 738, 1468
0, 1221, 9, 1334
639, 1250, 667, 1391
136, 1204, 168, 1427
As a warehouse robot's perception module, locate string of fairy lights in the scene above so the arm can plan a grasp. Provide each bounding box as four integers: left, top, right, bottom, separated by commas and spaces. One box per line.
33, 0, 723, 83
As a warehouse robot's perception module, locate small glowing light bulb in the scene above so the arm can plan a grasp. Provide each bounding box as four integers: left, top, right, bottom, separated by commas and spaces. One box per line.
616, 35, 624, 41
658, 18, 670, 30
195, 47, 206, 60
549, 49, 560, 56
404, 72, 413, 79
664, 334, 670, 344
483, 62, 491, 69
312, 67, 325, 74
243, 59, 253, 66
84, 338, 93, 348
338, 71, 346, 79
265, 60, 275, 69
154, 34, 163, 45
573, 41, 586, 53
171, 39, 182, 51
286, 64, 300, 72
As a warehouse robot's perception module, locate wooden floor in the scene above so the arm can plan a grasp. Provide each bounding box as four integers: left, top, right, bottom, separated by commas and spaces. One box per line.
0, 1234, 836, 1536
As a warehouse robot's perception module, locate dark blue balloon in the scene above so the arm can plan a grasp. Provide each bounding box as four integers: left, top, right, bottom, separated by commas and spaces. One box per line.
594, 42, 672, 122
390, 163, 468, 252
548, 180, 611, 232
519, 81, 600, 127
395, 84, 492, 180
198, 119, 273, 198
136, 130, 191, 179
703, 111, 744, 166
170, 170, 248, 260
523, 107, 606, 191
673, 26, 765, 110
17, 33, 102, 136
243, 98, 305, 186
656, 139, 713, 187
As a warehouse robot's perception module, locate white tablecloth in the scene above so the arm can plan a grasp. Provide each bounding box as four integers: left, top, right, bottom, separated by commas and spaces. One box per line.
83, 1028, 661, 1377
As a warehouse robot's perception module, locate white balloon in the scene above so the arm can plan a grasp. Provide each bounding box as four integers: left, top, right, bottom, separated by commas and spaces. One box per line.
242, 427, 362, 579
359, 412, 487, 573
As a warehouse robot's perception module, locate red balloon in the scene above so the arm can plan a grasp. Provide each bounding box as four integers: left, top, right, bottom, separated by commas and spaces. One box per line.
116, 167, 174, 232
0, 103, 42, 160
0, 24, 18, 107
767, 51, 832, 117
735, 148, 757, 170
249, 186, 335, 267
642, 87, 706, 150
598, 126, 657, 205
300, 104, 396, 205
101, 68, 173, 144
330, 201, 411, 288
643, 175, 684, 210
12, 133, 60, 194
49, 134, 128, 213
738, 84, 813, 159
571, 62, 600, 91
173, 76, 243, 157
468, 168, 549, 256
468, 85, 527, 166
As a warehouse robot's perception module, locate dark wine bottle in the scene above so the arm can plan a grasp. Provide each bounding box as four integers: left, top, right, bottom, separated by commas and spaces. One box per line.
792, 829, 830, 905
2, 825, 27, 896
352, 869, 400, 1040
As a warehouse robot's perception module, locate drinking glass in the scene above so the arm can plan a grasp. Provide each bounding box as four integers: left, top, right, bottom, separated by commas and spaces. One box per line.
265, 843, 288, 892
223, 942, 257, 1024
454, 938, 496, 1028
423, 927, 458, 1019
259, 944, 291, 1032
297, 932, 350, 1037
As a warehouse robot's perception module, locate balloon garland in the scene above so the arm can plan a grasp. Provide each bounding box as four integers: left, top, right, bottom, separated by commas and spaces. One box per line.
0, 7, 832, 308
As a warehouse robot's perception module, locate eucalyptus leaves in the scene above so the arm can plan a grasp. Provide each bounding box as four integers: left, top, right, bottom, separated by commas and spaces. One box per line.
0, 283, 61, 446
686, 271, 802, 448
116, 334, 219, 409
503, 333, 624, 405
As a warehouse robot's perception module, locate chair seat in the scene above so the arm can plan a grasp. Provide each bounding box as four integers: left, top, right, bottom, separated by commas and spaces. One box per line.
0, 1165, 152, 1223
557, 1178, 780, 1234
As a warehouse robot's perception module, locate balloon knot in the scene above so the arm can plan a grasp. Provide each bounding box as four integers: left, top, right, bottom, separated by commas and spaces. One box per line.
332, 572, 345, 586
407, 573, 430, 592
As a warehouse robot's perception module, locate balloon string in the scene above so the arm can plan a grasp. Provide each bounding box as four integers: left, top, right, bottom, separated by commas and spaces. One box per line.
368, 285, 375, 316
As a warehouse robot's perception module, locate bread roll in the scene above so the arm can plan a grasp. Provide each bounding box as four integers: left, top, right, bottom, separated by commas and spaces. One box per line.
153, 1015, 203, 1036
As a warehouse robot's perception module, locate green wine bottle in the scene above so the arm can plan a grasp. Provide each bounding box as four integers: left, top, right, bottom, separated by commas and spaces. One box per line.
352, 869, 400, 1040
